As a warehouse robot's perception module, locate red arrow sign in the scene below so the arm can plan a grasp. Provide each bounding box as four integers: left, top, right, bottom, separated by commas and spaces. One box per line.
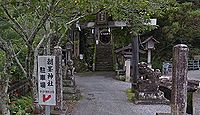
43, 94, 51, 102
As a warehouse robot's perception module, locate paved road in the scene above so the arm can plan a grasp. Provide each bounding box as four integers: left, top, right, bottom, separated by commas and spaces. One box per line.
72, 72, 170, 115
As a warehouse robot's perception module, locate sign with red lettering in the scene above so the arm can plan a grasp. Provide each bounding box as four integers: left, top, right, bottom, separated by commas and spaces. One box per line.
38, 56, 56, 105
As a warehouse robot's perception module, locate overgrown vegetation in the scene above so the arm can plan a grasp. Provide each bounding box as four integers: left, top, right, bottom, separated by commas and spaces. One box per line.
124, 88, 135, 102
9, 96, 33, 115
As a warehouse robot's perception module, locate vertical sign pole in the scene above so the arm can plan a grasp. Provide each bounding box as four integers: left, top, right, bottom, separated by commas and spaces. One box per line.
45, 106, 50, 115
45, 18, 51, 115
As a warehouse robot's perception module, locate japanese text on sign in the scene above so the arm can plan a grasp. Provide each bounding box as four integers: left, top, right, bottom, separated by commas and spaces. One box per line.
38, 56, 56, 105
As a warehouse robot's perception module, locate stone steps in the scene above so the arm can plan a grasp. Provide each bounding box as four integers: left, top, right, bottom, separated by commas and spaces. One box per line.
95, 44, 113, 71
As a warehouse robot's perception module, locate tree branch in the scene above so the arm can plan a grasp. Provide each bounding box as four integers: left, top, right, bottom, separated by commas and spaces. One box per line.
28, 12, 50, 43
0, 36, 27, 77
32, 35, 48, 101
65, 15, 85, 25
1, 5, 28, 40
28, 0, 61, 43
1, 5, 35, 51
0, 37, 9, 52
9, 41, 27, 77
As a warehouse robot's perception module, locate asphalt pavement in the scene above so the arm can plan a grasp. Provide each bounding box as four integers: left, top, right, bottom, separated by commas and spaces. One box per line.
72, 72, 171, 115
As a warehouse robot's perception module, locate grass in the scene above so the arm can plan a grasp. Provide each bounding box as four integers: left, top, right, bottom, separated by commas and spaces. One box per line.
124, 88, 135, 102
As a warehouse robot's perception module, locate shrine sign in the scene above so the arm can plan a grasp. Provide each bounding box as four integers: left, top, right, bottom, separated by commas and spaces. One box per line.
38, 56, 56, 105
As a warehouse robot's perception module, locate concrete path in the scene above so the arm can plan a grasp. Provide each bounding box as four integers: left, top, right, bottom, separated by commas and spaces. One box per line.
188, 70, 200, 81
72, 72, 170, 115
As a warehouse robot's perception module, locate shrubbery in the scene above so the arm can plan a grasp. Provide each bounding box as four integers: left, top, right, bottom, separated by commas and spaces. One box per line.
10, 96, 33, 115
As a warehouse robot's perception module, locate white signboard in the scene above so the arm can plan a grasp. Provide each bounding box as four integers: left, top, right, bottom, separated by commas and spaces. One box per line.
144, 19, 157, 25
38, 56, 56, 105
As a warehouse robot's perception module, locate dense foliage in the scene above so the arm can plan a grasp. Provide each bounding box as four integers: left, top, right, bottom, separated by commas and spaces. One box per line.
10, 96, 33, 115
152, 1, 200, 64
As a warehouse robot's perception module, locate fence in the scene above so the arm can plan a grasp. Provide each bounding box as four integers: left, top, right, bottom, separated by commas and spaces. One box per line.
162, 60, 200, 76
188, 60, 200, 70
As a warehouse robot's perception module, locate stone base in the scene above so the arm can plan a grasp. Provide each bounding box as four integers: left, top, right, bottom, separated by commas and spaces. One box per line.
63, 80, 75, 87
193, 88, 200, 115
135, 91, 170, 105
63, 76, 81, 101
51, 109, 67, 115
63, 87, 77, 94
63, 85, 81, 100
63, 92, 81, 100
156, 113, 171, 115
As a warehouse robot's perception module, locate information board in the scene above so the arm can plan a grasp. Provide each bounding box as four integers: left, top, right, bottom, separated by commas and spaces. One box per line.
38, 56, 56, 105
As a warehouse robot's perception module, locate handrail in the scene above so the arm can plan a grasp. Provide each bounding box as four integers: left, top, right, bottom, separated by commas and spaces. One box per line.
162, 60, 200, 75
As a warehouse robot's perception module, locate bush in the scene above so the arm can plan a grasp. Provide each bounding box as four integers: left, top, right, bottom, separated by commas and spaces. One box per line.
10, 96, 33, 115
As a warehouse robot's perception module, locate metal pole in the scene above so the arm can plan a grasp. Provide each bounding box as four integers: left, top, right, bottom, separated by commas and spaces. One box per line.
131, 35, 139, 89
45, 20, 51, 115
45, 106, 50, 115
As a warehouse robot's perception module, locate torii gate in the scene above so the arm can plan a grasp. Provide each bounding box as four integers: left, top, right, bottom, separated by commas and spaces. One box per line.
79, 11, 156, 88
79, 12, 131, 69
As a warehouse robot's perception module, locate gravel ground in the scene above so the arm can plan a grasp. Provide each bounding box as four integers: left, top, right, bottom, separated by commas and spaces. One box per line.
71, 72, 171, 115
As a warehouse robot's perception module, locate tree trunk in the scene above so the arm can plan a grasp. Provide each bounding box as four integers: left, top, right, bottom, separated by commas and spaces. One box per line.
32, 37, 46, 102
0, 77, 10, 115
0, 54, 12, 115
26, 46, 35, 92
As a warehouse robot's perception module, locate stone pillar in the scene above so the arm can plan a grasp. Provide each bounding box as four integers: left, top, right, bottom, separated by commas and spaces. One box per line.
125, 59, 131, 82
147, 50, 152, 68
53, 46, 63, 110
63, 42, 80, 101
193, 88, 200, 115
171, 44, 189, 115
66, 42, 72, 61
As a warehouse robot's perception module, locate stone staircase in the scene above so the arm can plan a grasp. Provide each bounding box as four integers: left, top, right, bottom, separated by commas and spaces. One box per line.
95, 44, 113, 71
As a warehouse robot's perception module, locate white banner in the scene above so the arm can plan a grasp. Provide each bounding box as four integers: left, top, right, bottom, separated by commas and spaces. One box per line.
38, 56, 56, 105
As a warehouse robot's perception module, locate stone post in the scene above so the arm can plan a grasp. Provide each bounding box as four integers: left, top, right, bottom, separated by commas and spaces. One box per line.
193, 88, 200, 115
171, 44, 189, 115
53, 46, 63, 110
147, 50, 152, 68
125, 59, 131, 82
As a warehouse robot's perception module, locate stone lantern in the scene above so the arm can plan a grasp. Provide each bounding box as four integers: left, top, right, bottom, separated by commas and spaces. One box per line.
142, 36, 159, 68
66, 42, 73, 61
